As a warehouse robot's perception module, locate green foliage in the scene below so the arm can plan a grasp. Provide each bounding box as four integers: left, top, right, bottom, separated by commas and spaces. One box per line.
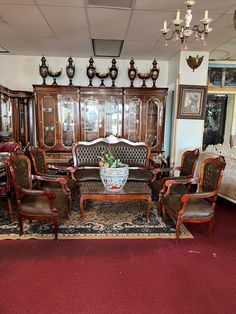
98, 150, 124, 168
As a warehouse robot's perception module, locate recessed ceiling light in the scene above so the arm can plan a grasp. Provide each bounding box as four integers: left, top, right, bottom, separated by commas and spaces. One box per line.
88, 0, 134, 9
92, 39, 124, 57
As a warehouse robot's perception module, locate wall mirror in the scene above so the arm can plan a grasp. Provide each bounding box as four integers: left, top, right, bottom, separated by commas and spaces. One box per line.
203, 91, 236, 150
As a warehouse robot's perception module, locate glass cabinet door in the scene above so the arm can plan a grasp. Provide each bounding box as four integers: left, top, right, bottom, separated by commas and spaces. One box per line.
81, 97, 100, 141
42, 95, 56, 147
124, 97, 141, 141
0, 94, 13, 141
58, 94, 76, 148
146, 98, 163, 149
104, 97, 122, 137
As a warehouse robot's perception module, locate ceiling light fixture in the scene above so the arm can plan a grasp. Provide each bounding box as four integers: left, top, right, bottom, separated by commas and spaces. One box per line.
160, 0, 213, 50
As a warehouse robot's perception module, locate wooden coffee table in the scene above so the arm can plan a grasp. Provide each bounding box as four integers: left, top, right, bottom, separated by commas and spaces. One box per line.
79, 181, 152, 222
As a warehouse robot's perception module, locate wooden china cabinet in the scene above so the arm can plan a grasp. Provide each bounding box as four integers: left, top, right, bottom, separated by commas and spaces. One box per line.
0, 85, 34, 145
124, 88, 167, 153
80, 87, 123, 141
34, 85, 79, 164
34, 85, 168, 164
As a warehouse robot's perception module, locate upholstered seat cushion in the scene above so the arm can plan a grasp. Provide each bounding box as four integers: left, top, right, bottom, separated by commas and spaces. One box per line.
165, 195, 214, 219
20, 192, 68, 216
74, 169, 101, 182
74, 168, 153, 183
127, 169, 153, 182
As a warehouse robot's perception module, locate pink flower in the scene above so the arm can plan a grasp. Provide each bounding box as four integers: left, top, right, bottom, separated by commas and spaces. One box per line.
98, 161, 104, 167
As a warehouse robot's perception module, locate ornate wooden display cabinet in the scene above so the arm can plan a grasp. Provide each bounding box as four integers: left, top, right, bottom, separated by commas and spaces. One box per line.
80, 87, 123, 141
124, 88, 167, 153
34, 85, 168, 163
34, 85, 79, 164
0, 85, 34, 145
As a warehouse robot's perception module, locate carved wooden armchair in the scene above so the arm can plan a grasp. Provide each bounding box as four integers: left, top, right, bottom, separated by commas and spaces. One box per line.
150, 149, 200, 206
8, 152, 72, 241
25, 146, 77, 194
162, 156, 226, 239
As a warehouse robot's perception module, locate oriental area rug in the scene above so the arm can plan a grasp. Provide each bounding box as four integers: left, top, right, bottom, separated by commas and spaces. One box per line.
0, 200, 193, 240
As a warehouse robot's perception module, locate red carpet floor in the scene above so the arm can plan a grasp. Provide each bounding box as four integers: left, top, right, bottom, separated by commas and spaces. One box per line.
0, 197, 236, 314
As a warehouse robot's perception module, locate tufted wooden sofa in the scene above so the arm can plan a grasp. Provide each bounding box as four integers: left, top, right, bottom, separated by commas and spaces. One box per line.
70, 135, 153, 183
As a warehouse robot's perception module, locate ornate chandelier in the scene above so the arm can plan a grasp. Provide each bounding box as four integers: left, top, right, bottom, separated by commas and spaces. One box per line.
160, 0, 213, 50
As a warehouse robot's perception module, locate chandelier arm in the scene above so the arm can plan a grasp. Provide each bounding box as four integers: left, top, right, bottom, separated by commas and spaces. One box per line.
192, 24, 207, 34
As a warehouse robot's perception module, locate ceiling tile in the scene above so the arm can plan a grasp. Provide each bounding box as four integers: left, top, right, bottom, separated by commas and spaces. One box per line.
24, 36, 61, 53
127, 11, 174, 41
0, 4, 53, 36
0, 35, 32, 52
192, 0, 236, 14
87, 8, 131, 39
57, 37, 92, 57
134, 0, 184, 11
0, 0, 34, 3
40, 6, 90, 38
121, 40, 155, 59
36, 0, 84, 6
0, 22, 18, 36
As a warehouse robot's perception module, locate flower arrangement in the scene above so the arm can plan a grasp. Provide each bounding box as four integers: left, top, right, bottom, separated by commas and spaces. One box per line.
98, 150, 124, 168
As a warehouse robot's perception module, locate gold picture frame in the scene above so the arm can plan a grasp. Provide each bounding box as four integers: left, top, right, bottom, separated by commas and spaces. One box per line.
177, 85, 208, 119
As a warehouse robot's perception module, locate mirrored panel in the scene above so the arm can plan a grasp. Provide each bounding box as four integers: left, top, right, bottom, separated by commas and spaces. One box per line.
104, 97, 122, 137
82, 97, 100, 141
203, 94, 227, 150
58, 95, 75, 148
146, 98, 161, 148
42, 96, 56, 147
124, 97, 141, 141
0, 94, 12, 141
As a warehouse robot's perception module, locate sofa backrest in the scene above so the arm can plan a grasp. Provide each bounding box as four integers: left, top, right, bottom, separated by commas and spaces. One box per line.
72, 136, 150, 169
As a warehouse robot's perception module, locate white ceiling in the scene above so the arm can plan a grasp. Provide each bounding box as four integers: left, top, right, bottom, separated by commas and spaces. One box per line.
0, 0, 235, 61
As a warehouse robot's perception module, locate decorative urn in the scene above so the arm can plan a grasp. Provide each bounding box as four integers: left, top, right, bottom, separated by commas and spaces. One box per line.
86, 57, 96, 86
109, 58, 118, 87
39, 56, 48, 85
128, 59, 137, 87
150, 59, 160, 87
66, 57, 75, 85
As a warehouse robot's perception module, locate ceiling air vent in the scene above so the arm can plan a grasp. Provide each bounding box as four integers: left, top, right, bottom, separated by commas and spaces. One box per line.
0, 45, 9, 53
88, 0, 134, 9
92, 39, 124, 57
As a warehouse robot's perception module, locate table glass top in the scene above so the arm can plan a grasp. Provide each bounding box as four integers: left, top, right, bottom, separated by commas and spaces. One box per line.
80, 181, 151, 195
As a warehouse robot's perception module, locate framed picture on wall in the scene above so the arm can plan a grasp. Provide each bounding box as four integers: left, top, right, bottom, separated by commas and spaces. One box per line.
177, 85, 208, 119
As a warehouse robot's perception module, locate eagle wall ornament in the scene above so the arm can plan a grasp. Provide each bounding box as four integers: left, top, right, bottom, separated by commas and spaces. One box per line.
186, 55, 204, 72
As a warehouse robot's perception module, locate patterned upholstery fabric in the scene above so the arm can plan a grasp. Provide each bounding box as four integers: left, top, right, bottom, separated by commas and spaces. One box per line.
180, 154, 197, 176
11, 157, 29, 189
34, 150, 46, 174
75, 143, 109, 167
74, 142, 148, 168
202, 162, 221, 192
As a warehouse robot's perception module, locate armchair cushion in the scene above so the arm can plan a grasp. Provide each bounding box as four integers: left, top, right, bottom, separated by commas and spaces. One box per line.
21, 194, 55, 216
165, 195, 214, 219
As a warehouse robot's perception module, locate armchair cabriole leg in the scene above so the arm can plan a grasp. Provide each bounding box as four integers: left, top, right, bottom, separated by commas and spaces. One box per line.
54, 217, 59, 241
208, 217, 214, 236
18, 214, 23, 236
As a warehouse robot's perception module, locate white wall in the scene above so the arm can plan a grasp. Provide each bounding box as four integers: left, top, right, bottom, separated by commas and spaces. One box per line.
174, 51, 209, 165
0, 55, 168, 91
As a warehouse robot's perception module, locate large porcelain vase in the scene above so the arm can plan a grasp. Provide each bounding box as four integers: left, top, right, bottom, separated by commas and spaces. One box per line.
100, 165, 129, 192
